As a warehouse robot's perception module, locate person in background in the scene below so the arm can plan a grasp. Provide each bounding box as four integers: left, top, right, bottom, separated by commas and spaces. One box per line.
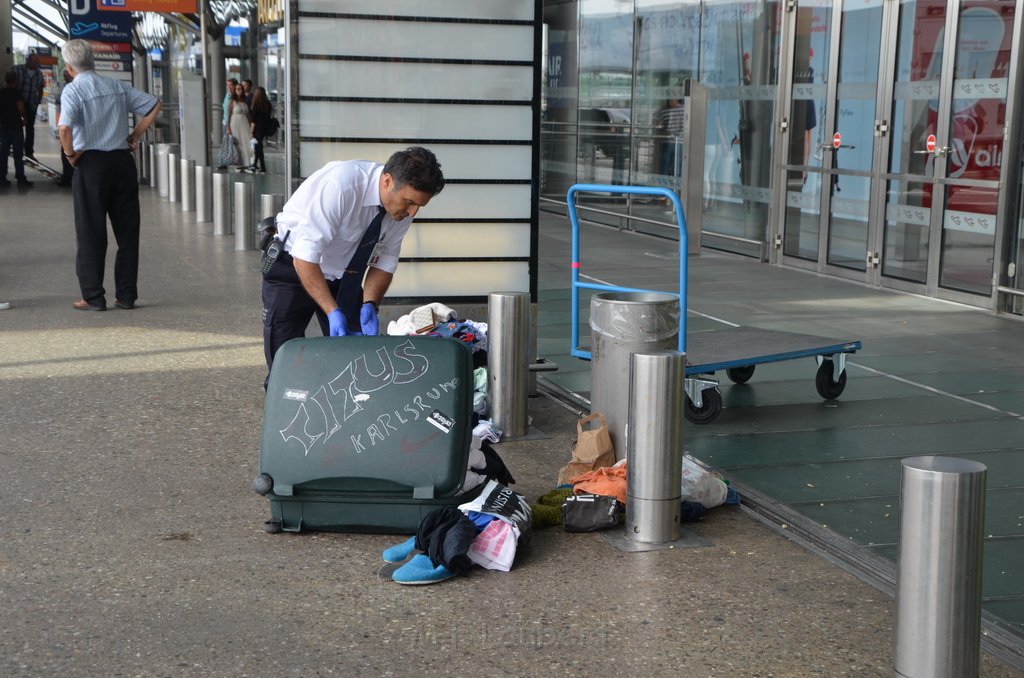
247, 86, 272, 174
59, 39, 161, 312
222, 77, 237, 136
0, 70, 32, 187
228, 82, 253, 170
242, 79, 253, 107
13, 53, 44, 159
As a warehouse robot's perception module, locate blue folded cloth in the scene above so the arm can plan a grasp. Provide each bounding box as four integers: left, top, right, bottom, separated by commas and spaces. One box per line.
392, 554, 456, 586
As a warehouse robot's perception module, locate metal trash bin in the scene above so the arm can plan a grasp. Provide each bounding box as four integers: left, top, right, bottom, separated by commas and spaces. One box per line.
590, 291, 680, 457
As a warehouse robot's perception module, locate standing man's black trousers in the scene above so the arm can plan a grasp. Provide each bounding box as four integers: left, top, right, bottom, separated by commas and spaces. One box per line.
72, 150, 141, 307
24, 106, 38, 157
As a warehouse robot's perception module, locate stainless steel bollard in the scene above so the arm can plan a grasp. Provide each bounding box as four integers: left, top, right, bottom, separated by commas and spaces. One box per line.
625, 351, 686, 543
260, 193, 284, 220
590, 292, 680, 458
155, 144, 169, 197
895, 456, 987, 678
147, 144, 157, 190
195, 166, 213, 223
234, 181, 255, 250
139, 141, 150, 185
212, 172, 231, 235
180, 158, 195, 212
167, 152, 179, 203
487, 291, 530, 439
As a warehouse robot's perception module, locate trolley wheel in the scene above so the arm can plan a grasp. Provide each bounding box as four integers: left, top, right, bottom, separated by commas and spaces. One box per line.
685, 388, 723, 425
815, 361, 847, 400
726, 365, 756, 384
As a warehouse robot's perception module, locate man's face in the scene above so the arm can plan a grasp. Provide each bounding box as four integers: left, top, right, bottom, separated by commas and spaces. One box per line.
27, 55, 39, 70
379, 173, 432, 221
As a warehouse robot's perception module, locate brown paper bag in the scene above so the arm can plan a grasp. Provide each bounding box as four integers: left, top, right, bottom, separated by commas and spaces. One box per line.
557, 413, 616, 485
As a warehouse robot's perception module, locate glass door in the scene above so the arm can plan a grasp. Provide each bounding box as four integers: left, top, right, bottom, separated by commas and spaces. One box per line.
779, 0, 834, 266
779, 0, 887, 279
823, 0, 886, 275
878, 0, 1015, 300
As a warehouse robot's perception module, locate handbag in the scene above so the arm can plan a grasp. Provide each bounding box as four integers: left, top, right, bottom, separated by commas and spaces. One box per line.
218, 133, 241, 166
562, 493, 622, 532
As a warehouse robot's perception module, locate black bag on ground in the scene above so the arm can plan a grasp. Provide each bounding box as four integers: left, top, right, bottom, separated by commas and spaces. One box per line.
562, 493, 623, 532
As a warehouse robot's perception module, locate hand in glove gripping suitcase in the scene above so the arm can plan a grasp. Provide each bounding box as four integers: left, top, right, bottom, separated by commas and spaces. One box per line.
360, 302, 379, 336
327, 303, 379, 337
327, 309, 351, 336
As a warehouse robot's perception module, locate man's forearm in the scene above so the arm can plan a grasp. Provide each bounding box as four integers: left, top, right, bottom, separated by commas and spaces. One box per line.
292, 257, 339, 315
363, 267, 393, 307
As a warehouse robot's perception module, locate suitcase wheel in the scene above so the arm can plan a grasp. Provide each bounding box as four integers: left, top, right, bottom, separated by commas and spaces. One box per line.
252, 473, 274, 496
263, 519, 283, 534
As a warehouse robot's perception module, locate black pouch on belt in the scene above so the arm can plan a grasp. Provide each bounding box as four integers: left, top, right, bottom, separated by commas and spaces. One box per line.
260, 230, 289, 275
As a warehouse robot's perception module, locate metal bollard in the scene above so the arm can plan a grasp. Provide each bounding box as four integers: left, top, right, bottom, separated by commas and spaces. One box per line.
212, 172, 231, 235
180, 158, 195, 212
895, 456, 986, 678
487, 291, 530, 439
260, 193, 284, 220
234, 181, 254, 250
625, 351, 686, 543
195, 166, 213, 222
167, 152, 179, 203
590, 292, 680, 457
147, 144, 157, 189
139, 141, 150, 185
156, 146, 168, 197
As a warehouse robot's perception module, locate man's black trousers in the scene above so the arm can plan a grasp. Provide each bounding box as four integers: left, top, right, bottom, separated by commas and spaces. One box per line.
72, 150, 141, 307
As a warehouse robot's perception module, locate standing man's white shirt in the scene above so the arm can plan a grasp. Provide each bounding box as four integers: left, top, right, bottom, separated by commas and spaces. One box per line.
275, 160, 413, 279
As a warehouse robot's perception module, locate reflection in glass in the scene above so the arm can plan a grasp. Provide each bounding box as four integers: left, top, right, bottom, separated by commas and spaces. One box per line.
882, 180, 930, 283
578, 0, 634, 191
700, 0, 782, 251
541, 3, 580, 200
783, 169, 820, 259
636, 0, 700, 193
826, 175, 869, 271
782, 0, 830, 261
940, 185, 996, 295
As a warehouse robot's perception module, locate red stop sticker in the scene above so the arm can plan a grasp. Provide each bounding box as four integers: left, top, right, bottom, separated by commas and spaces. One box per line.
926, 134, 937, 153
832, 132, 841, 149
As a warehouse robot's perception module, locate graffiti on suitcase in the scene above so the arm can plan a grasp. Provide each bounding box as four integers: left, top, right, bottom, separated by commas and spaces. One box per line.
276, 338, 463, 457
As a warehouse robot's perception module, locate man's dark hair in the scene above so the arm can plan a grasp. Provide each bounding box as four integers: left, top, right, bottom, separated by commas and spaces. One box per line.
384, 147, 445, 196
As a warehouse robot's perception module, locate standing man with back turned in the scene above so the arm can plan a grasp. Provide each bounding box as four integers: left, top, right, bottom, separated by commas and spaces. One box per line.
261, 147, 445, 383
13, 52, 43, 160
59, 39, 162, 312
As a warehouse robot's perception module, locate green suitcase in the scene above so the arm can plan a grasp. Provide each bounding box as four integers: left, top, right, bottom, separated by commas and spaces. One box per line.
254, 336, 478, 533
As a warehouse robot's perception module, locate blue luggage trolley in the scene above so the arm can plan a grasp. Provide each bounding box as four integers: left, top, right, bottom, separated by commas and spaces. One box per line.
567, 183, 861, 424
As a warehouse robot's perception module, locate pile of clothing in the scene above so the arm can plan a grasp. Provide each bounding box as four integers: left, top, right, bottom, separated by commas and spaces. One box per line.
381, 480, 533, 585
388, 302, 490, 417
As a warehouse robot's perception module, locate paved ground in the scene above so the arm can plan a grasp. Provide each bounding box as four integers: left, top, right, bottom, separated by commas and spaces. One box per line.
1, 137, 1021, 676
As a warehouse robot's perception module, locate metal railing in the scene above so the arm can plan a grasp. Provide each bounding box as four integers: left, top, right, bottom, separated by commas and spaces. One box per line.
566, 183, 689, 358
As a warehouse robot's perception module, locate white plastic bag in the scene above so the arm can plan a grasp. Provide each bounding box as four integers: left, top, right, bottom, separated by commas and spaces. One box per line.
681, 455, 728, 508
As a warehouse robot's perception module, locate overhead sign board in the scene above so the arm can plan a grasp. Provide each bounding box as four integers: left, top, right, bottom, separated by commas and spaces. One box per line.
97, 0, 198, 11
68, 0, 133, 44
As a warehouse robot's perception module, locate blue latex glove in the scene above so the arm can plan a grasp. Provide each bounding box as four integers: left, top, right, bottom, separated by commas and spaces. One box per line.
360, 302, 379, 336
327, 309, 348, 337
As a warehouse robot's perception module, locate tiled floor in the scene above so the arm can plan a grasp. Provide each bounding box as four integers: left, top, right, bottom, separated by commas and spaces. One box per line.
535, 206, 1024, 648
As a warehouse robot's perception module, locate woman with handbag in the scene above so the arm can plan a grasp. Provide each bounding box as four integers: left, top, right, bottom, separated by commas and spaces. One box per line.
227, 82, 252, 170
